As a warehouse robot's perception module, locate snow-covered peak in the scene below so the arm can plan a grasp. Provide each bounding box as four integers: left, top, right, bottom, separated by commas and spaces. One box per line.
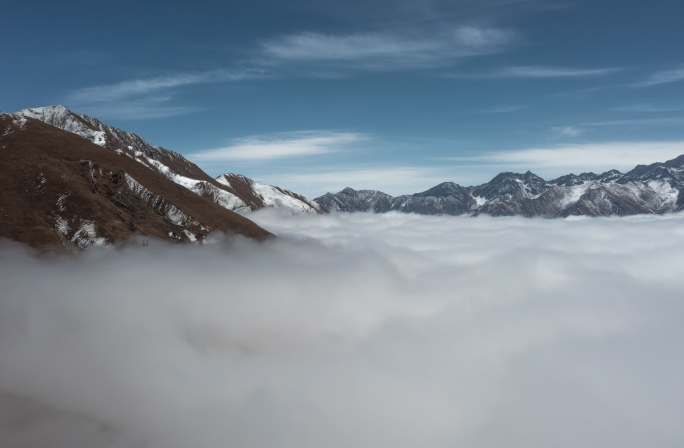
16, 105, 107, 146
216, 173, 319, 214
252, 182, 320, 213
18, 105, 69, 119
10, 106, 320, 215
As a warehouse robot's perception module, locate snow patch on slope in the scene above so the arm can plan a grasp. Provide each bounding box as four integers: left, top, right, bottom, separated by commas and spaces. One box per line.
125, 174, 156, 203
471, 194, 488, 208
124, 173, 194, 227
141, 156, 248, 211
251, 182, 318, 214
54, 216, 70, 237
647, 180, 679, 209
12, 105, 317, 216
558, 183, 591, 209
71, 221, 107, 248
17, 106, 107, 146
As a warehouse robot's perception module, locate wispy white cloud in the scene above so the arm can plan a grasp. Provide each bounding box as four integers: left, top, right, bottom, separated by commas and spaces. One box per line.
634, 64, 684, 87
611, 104, 683, 113
191, 131, 366, 162
66, 69, 266, 120
493, 65, 622, 79
551, 125, 583, 137
260, 26, 517, 70
480, 104, 527, 114
74, 96, 201, 120
457, 141, 684, 172
581, 116, 684, 127
69, 69, 264, 104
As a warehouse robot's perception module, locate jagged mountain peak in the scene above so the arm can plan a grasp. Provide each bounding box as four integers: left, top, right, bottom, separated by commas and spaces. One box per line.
414, 182, 466, 197
216, 173, 319, 213
664, 154, 684, 168
315, 187, 392, 213
474, 170, 547, 201
551, 173, 597, 186
599, 169, 622, 177
329, 187, 391, 197
6, 106, 321, 224
622, 154, 684, 184
0, 114, 271, 248
19, 104, 70, 116
16, 105, 109, 147
487, 170, 545, 184
315, 154, 684, 217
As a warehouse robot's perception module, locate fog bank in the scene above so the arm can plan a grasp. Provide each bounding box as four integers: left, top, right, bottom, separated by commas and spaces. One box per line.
1, 212, 684, 447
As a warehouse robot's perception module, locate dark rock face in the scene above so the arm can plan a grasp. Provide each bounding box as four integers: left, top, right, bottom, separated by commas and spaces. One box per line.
551, 172, 600, 187
315, 158, 684, 218
392, 183, 474, 215
315, 188, 394, 213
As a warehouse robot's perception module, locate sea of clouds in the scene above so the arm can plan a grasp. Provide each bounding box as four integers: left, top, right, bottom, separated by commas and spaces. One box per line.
1, 211, 683, 447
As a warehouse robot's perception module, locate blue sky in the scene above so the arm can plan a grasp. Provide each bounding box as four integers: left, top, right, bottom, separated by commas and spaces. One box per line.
2, 0, 684, 196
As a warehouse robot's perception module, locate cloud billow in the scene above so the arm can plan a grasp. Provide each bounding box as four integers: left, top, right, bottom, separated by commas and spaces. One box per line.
1, 211, 683, 447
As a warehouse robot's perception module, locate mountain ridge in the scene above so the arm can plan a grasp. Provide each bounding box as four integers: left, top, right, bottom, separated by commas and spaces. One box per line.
315, 155, 684, 217
12, 106, 320, 215
0, 115, 271, 248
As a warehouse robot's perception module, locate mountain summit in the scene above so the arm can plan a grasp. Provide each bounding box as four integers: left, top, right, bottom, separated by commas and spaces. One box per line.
0, 106, 318, 248
315, 158, 684, 217
14, 106, 320, 215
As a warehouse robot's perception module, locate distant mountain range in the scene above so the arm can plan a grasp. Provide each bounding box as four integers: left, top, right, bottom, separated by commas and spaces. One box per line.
0, 106, 318, 248
2, 104, 684, 248
315, 157, 684, 217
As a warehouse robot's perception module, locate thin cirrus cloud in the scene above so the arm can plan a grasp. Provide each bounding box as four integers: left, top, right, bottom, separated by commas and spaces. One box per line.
190, 131, 366, 162
612, 104, 683, 113
551, 125, 584, 137
480, 104, 527, 114
446, 65, 623, 81
581, 116, 684, 128
66, 69, 266, 119
68, 69, 263, 103
633, 64, 684, 87
493, 65, 622, 79
260, 26, 518, 69
74, 96, 201, 120
62, 25, 517, 120
460, 141, 684, 172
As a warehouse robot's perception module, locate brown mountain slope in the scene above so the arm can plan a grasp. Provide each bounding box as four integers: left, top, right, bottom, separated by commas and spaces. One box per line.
16, 106, 320, 214
0, 116, 271, 248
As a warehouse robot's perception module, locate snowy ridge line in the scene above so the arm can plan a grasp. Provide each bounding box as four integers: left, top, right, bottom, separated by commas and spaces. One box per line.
315, 159, 684, 217
13, 105, 320, 215
124, 173, 194, 227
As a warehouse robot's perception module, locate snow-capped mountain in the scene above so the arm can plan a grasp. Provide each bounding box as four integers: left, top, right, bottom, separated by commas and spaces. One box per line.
315, 158, 684, 217
0, 113, 270, 248
314, 188, 394, 213
13, 106, 319, 215
216, 174, 319, 214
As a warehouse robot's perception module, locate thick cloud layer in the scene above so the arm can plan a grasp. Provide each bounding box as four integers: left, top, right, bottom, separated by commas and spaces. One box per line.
1, 211, 684, 447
